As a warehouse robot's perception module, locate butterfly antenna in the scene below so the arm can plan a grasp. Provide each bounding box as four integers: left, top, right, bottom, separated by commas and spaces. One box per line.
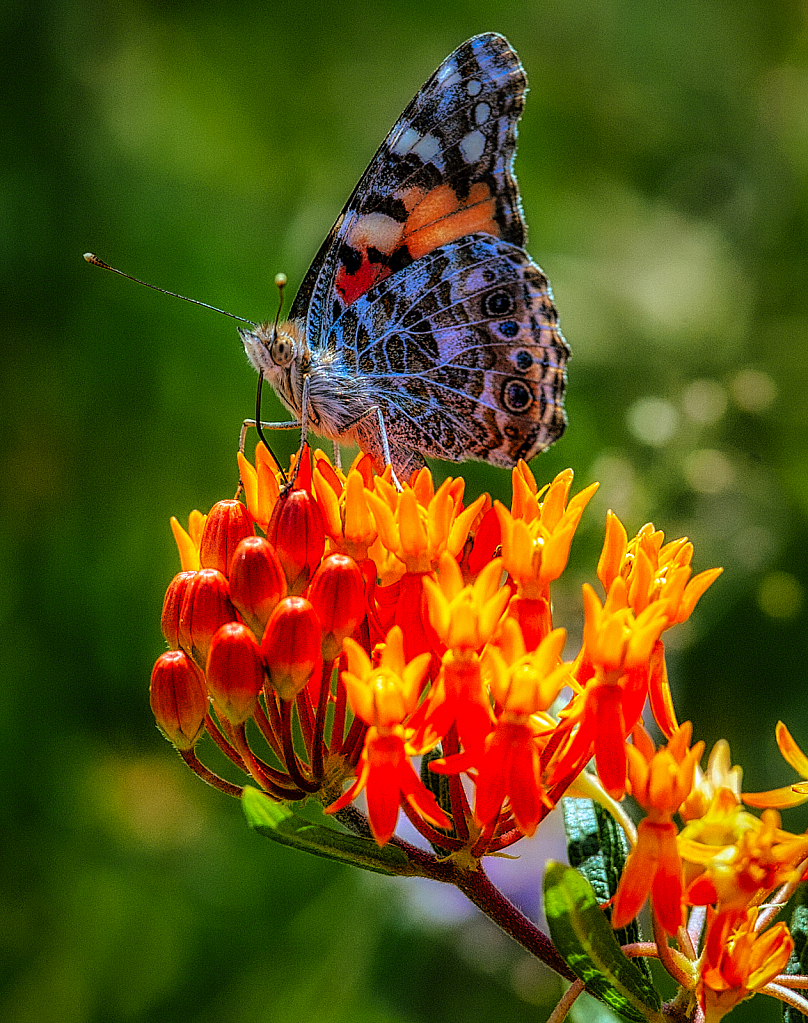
255, 273, 289, 483
83, 253, 257, 326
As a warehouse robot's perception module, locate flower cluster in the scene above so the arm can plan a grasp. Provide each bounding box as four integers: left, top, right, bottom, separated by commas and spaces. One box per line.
150, 445, 808, 1021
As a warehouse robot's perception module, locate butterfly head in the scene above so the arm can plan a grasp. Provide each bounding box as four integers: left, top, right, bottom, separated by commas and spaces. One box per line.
239, 319, 309, 418
239, 319, 305, 372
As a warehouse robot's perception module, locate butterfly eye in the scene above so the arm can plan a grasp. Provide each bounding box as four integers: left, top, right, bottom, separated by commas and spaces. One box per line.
269, 332, 295, 368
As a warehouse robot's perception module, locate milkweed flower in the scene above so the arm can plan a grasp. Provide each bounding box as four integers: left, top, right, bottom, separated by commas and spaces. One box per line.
327, 626, 450, 844
545, 577, 669, 799
433, 620, 570, 838
150, 445, 723, 864
611, 723, 704, 934
496, 466, 597, 648
597, 514, 723, 737
697, 907, 794, 1022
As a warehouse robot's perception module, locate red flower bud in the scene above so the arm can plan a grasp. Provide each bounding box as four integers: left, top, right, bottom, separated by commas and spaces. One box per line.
266, 462, 325, 595
178, 568, 238, 669
228, 536, 286, 636
161, 571, 195, 648
307, 553, 366, 661
260, 596, 322, 700
199, 500, 254, 577
150, 650, 208, 749
205, 622, 264, 725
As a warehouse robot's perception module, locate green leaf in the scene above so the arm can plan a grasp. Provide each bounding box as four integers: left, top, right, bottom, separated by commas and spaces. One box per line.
563, 798, 649, 979
543, 860, 662, 1023
241, 787, 414, 875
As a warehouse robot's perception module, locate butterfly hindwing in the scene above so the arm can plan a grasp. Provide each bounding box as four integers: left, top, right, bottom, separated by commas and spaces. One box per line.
325, 234, 569, 475
291, 33, 529, 345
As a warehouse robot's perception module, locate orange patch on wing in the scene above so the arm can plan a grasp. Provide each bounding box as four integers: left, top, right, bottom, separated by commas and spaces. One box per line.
404, 182, 499, 259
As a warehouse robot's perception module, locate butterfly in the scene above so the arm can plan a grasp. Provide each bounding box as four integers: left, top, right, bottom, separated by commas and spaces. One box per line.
240, 32, 569, 482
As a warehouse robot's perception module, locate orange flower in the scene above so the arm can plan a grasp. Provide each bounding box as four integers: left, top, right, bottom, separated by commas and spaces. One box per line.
313, 454, 379, 562
339, 626, 430, 730
472, 623, 569, 835
496, 467, 597, 600
698, 907, 793, 1022
546, 578, 669, 798
422, 552, 509, 653
366, 471, 487, 579
681, 805, 808, 961
327, 627, 448, 843
611, 724, 704, 934
597, 516, 722, 625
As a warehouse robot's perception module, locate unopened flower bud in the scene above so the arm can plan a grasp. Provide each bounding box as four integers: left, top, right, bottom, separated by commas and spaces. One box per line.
199, 500, 254, 577
261, 596, 322, 700
178, 568, 238, 669
161, 571, 196, 648
205, 622, 264, 725
266, 475, 325, 594
228, 536, 286, 636
307, 553, 366, 661
150, 650, 208, 750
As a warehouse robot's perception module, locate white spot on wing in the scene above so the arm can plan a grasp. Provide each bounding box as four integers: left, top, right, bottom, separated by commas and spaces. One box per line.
412, 133, 442, 163
474, 102, 490, 125
437, 65, 461, 88
390, 126, 420, 155
347, 212, 402, 254
467, 78, 482, 96
459, 130, 486, 164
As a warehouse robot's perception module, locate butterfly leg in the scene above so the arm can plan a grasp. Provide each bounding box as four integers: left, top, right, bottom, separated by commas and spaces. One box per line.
343, 405, 403, 491
239, 417, 302, 455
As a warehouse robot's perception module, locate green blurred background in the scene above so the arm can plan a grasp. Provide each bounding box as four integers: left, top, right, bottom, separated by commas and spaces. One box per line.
4, 0, 808, 1020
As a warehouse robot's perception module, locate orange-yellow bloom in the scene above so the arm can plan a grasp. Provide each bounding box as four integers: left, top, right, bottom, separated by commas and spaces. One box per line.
611, 724, 703, 934
365, 471, 486, 578
597, 515, 722, 626
472, 624, 569, 835
312, 453, 379, 562
422, 552, 509, 652
328, 626, 447, 843
698, 907, 793, 1022
545, 579, 669, 798
496, 467, 598, 600
682, 806, 808, 962
340, 626, 430, 730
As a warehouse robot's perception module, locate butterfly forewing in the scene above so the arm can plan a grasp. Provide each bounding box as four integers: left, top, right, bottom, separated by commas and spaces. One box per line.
246, 33, 569, 479
291, 33, 529, 342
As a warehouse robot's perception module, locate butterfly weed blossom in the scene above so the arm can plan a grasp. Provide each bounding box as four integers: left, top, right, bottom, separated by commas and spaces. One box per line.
151, 443, 808, 1021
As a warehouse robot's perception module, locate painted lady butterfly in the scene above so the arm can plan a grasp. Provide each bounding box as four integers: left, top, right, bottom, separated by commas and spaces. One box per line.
240, 32, 569, 480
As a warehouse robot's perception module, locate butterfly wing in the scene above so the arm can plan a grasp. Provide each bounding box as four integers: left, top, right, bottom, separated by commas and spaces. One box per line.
290, 33, 529, 345
322, 234, 568, 476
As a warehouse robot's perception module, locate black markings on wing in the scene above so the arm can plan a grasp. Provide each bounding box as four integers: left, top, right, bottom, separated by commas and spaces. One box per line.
290, 33, 528, 344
